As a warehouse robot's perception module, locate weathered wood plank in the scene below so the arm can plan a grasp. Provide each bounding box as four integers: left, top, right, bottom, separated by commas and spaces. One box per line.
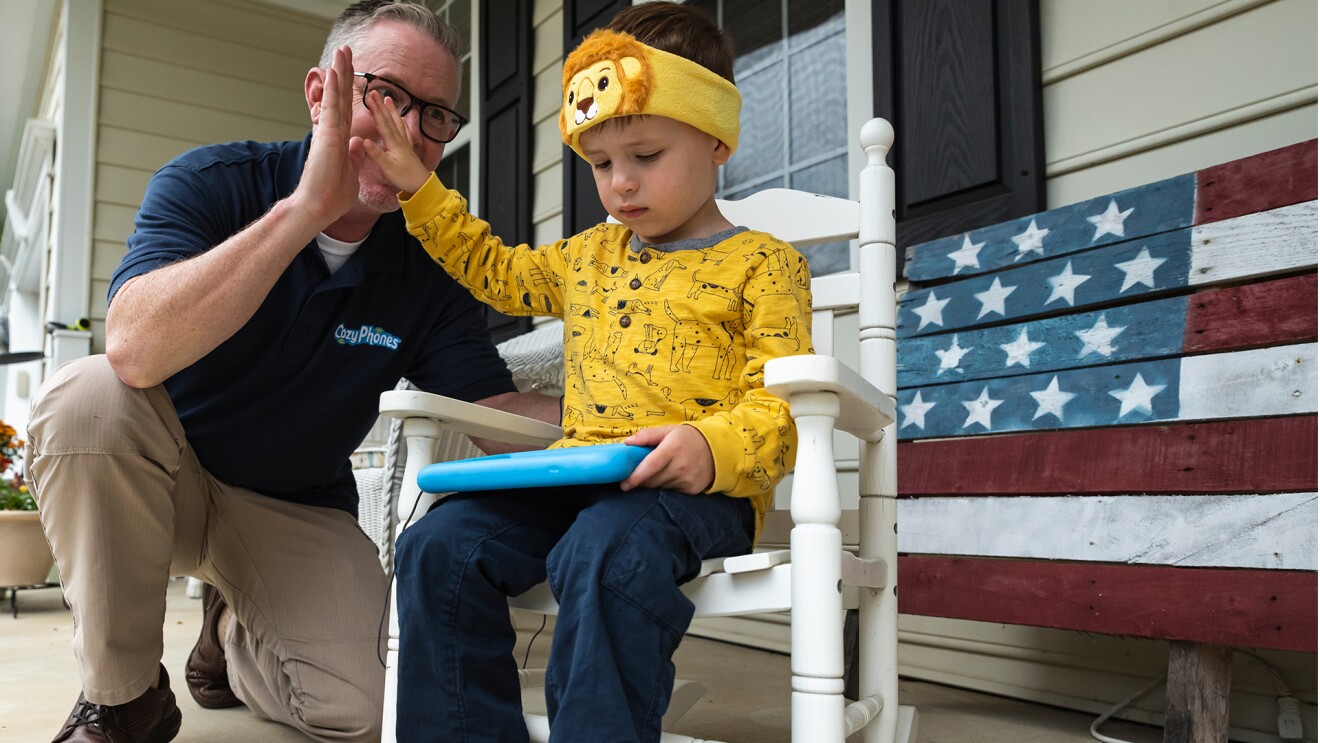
896, 415, 1318, 496
897, 493, 1316, 570
900, 228, 1193, 337
897, 557, 1317, 652
1184, 272, 1317, 353
904, 174, 1196, 282
898, 294, 1187, 387
898, 202, 1316, 338
1179, 344, 1317, 421
1163, 642, 1232, 743
904, 138, 1318, 282
1196, 139, 1317, 225
1189, 201, 1318, 286
898, 272, 1318, 387
896, 343, 1314, 438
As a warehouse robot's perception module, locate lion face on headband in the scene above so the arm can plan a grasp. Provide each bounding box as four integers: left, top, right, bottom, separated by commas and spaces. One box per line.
559, 31, 655, 142
566, 58, 642, 126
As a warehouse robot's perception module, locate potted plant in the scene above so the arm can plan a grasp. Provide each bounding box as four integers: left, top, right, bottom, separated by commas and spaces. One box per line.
0, 420, 55, 590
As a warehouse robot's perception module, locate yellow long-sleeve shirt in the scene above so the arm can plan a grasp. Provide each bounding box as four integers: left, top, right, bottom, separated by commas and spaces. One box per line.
400, 174, 813, 537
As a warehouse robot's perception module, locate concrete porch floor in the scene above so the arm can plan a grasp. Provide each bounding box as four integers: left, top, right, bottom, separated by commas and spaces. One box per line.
2, 578, 1165, 742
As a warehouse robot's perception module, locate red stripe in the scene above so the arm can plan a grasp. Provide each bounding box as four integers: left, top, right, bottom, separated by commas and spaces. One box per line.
1195, 139, 1317, 224
1184, 273, 1317, 353
898, 556, 1317, 652
898, 416, 1317, 496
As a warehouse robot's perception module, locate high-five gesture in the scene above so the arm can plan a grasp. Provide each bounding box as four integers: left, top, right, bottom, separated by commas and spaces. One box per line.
105, 45, 365, 387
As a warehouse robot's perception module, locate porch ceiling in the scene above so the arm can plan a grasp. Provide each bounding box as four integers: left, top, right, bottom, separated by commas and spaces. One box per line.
0, 0, 57, 227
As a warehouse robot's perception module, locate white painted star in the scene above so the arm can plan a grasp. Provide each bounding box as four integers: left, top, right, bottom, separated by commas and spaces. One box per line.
974, 277, 1016, 319
910, 291, 951, 331
1000, 329, 1045, 368
934, 334, 971, 375
1109, 373, 1167, 418
1030, 376, 1077, 421
1011, 219, 1050, 260
1074, 315, 1126, 358
1045, 261, 1091, 306
1087, 199, 1135, 241
947, 235, 984, 274
961, 387, 1004, 430
1114, 246, 1167, 292
900, 390, 936, 430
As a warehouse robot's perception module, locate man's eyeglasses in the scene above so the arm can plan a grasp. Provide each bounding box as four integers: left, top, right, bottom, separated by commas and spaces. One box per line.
354, 72, 467, 144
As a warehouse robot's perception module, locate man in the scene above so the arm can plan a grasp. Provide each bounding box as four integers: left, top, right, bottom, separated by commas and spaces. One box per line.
28, 2, 556, 741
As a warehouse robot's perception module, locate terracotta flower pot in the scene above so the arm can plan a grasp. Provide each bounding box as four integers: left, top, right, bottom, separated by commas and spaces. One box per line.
0, 510, 55, 588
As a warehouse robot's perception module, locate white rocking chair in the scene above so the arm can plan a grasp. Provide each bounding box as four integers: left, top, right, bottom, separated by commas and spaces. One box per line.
378, 117, 914, 743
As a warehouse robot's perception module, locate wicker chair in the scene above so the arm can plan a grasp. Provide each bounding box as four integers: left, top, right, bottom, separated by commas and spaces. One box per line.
351, 320, 567, 572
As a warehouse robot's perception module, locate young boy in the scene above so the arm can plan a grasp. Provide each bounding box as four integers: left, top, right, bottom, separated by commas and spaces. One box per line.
368, 3, 813, 739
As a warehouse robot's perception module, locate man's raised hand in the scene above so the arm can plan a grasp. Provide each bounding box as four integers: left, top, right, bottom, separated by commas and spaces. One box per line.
293, 45, 363, 229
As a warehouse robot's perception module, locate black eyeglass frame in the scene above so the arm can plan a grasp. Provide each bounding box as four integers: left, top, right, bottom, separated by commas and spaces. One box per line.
354, 71, 468, 144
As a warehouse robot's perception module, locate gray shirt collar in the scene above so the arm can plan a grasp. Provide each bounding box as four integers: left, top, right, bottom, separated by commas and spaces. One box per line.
629, 226, 749, 253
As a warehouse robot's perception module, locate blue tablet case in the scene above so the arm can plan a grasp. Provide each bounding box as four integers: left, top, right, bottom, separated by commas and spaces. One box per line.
416, 444, 654, 494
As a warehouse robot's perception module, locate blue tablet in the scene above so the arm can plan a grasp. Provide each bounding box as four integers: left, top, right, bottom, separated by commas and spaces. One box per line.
416, 444, 655, 494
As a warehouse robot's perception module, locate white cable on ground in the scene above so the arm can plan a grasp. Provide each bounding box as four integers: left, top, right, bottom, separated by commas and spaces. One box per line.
1089, 676, 1166, 743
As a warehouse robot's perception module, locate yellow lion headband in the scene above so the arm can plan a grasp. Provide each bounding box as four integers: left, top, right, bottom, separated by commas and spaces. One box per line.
559, 29, 741, 160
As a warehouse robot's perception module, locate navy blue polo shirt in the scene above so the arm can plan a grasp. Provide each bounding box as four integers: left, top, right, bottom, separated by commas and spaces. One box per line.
111, 134, 515, 514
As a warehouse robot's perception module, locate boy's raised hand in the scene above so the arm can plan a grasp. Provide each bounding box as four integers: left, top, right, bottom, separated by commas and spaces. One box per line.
361, 91, 433, 196
621, 425, 715, 495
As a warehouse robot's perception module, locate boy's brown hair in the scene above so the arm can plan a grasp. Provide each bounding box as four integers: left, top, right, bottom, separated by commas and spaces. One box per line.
607, 1, 735, 83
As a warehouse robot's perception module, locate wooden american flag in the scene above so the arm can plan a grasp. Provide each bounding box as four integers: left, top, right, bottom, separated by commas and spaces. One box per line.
893, 140, 1317, 653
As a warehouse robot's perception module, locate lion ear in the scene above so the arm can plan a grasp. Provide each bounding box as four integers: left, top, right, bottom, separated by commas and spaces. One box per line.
619, 55, 643, 79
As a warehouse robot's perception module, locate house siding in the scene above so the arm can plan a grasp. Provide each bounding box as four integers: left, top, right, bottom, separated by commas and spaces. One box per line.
530, 0, 566, 250
1041, 0, 1317, 205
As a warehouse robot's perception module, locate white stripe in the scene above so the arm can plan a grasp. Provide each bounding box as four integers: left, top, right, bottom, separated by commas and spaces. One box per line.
898, 493, 1317, 570
1190, 201, 1317, 285
1179, 342, 1317, 419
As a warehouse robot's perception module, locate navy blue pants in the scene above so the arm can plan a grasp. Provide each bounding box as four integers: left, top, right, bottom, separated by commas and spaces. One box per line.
394, 485, 754, 742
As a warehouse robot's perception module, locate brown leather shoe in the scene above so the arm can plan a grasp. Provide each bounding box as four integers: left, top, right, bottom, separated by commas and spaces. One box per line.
184, 583, 242, 709
52, 664, 182, 742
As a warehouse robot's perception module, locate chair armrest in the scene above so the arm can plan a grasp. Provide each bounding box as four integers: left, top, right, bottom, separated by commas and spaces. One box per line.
379, 389, 561, 447
764, 355, 895, 442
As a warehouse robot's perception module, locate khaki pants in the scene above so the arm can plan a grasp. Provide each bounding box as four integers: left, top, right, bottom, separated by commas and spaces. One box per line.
27, 356, 387, 742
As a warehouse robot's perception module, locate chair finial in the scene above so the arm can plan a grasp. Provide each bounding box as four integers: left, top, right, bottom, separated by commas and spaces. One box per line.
860, 118, 894, 163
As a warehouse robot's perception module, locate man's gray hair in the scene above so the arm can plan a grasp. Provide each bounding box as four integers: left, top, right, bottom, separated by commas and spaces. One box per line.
319, 0, 465, 70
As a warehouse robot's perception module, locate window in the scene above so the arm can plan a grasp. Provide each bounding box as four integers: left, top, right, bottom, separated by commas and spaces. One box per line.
435, 145, 470, 198
423, 0, 476, 204
690, 0, 849, 275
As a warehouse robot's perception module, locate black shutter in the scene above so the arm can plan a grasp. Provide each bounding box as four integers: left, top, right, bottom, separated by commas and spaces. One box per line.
562, 0, 631, 235
871, 0, 1045, 272
479, 0, 533, 342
